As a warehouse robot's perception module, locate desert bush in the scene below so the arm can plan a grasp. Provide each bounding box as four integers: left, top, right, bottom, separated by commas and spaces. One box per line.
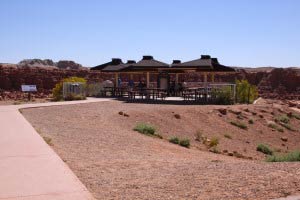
276, 115, 290, 124
257, 144, 273, 155
292, 113, 300, 120
209, 137, 219, 147
169, 137, 190, 148
224, 134, 232, 139
52, 77, 87, 101
212, 87, 234, 105
267, 151, 300, 162
248, 119, 254, 124
268, 123, 284, 132
133, 123, 156, 135
279, 123, 296, 131
169, 137, 180, 144
236, 80, 258, 104
230, 121, 248, 130
179, 139, 190, 148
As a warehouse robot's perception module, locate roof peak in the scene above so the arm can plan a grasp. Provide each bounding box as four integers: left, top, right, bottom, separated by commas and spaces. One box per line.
142, 55, 154, 60
201, 55, 211, 59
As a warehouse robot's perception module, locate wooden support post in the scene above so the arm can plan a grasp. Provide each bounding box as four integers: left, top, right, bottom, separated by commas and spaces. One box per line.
211, 73, 215, 83
146, 72, 150, 88
115, 73, 119, 87
175, 73, 179, 84
204, 72, 208, 84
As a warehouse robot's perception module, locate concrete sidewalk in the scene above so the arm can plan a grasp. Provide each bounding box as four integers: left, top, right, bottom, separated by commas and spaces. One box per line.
0, 98, 110, 200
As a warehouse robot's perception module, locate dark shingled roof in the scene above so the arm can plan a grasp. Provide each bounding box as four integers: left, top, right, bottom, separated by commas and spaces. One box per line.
211, 58, 235, 72
171, 55, 235, 72
100, 60, 137, 72
91, 55, 235, 72
120, 56, 169, 72
91, 58, 123, 71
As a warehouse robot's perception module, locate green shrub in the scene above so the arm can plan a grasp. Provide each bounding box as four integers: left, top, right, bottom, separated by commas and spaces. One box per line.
236, 80, 258, 104
292, 113, 300, 120
257, 144, 273, 155
179, 139, 190, 148
52, 77, 87, 101
212, 87, 234, 105
279, 123, 296, 131
230, 121, 248, 130
267, 151, 300, 162
276, 115, 290, 124
134, 123, 156, 135
268, 123, 284, 132
224, 134, 232, 139
248, 119, 254, 124
169, 137, 180, 144
209, 137, 219, 147
169, 137, 190, 148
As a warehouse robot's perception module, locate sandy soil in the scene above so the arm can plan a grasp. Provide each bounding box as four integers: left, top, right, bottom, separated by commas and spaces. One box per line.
22, 100, 300, 200
0, 98, 50, 105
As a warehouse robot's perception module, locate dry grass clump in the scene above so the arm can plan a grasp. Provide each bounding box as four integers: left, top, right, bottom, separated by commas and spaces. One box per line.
133, 123, 162, 138
273, 114, 296, 131
209, 137, 219, 147
267, 123, 284, 132
257, 144, 273, 155
169, 137, 190, 148
195, 130, 206, 142
291, 113, 300, 120
224, 134, 232, 139
267, 151, 300, 162
169, 137, 180, 144
43, 136, 53, 146
230, 121, 248, 130
279, 123, 296, 131
275, 114, 290, 124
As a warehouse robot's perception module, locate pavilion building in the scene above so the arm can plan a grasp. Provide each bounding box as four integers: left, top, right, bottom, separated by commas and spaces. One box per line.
91, 55, 235, 90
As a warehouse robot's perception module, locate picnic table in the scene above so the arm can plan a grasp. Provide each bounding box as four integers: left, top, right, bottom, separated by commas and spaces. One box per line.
128, 88, 167, 101
183, 87, 211, 102
102, 87, 167, 101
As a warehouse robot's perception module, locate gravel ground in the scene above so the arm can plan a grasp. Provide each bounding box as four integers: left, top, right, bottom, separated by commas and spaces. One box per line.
22, 100, 300, 200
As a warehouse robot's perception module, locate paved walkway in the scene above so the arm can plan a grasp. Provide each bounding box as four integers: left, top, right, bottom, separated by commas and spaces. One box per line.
0, 98, 110, 200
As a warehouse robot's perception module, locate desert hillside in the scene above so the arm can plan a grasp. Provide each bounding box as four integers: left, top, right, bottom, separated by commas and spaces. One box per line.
21, 99, 300, 200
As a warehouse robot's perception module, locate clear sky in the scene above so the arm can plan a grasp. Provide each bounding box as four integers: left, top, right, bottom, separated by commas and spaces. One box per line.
1, 0, 300, 67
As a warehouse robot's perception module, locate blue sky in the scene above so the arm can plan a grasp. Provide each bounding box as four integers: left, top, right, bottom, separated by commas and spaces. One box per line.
0, 0, 300, 67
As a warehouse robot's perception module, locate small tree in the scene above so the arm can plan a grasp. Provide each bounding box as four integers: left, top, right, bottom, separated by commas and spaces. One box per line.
52, 77, 87, 101
212, 86, 233, 105
236, 80, 258, 104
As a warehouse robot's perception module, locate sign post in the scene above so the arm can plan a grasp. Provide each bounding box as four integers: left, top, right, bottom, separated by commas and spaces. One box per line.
21, 85, 37, 101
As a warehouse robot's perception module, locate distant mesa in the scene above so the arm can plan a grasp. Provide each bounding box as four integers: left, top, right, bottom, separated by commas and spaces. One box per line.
56, 60, 83, 70
17, 59, 84, 70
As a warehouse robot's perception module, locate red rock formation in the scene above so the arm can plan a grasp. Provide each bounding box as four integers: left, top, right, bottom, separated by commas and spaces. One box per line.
0, 64, 299, 100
